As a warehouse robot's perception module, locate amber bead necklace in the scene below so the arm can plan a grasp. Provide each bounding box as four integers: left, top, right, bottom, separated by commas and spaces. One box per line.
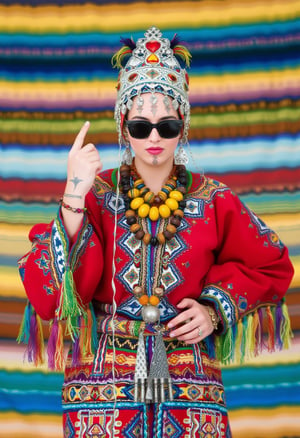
120, 161, 188, 246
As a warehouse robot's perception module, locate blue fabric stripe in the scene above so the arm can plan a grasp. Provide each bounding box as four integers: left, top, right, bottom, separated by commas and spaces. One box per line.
1, 136, 299, 178
1, 19, 300, 46
2, 57, 300, 79
0, 364, 299, 413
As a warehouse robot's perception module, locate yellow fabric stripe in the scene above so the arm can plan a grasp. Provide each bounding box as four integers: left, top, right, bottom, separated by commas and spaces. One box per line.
0, 224, 31, 257
229, 406, 300, 438
291, 256, 300, 287
0, 79, 117, 102
1, 0, 300, 33
1, 215, 299, 258
1, 67, 300, 99
0, 412, 61, 438
0, 267, 26, 298
260, 213, 300, 248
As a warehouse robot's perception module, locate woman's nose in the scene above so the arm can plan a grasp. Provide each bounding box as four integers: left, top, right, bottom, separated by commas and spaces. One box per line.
149, 127, 160, 141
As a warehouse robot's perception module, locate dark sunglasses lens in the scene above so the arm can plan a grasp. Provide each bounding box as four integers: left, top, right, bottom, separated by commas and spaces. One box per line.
127, 121, 152, 139
126, 120, 183, 139
158, 120, 182, 138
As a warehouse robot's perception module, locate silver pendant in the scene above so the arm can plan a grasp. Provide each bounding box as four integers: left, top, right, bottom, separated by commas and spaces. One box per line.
141, 305, 160, 323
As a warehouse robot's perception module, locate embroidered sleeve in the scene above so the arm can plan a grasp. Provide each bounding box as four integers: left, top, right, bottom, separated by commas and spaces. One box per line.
200, 189, 294, 333
18, 206, 103, 321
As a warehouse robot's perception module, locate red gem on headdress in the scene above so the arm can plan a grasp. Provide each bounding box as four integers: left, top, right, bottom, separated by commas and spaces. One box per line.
128, 73, 138, 82
146, 41, 161, 53
147, 54, 159, 64
168, 73, 177, 82
185, 72, 190, 85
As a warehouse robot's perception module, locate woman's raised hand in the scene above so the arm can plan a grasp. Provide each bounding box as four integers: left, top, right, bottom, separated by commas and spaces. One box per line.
61, 122, 102, 238
65, 121, 102, 199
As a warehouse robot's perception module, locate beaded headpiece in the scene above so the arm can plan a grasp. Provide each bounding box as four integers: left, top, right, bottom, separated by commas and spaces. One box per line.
112, 26, 191, 145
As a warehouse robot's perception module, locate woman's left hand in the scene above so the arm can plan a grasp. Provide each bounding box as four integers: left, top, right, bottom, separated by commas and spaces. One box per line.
167, 298, 215, 344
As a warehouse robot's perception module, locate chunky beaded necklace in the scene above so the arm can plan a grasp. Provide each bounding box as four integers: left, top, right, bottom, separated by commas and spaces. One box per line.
120, 162, 188, 246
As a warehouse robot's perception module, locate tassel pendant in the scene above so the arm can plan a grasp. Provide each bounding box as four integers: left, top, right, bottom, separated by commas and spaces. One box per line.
134, 331, 148, 402
145, 330, 173, 403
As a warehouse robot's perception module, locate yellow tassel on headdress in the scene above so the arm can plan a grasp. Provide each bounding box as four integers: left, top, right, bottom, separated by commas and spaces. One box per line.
112, 46, 133, 69
172, 45, 192, 68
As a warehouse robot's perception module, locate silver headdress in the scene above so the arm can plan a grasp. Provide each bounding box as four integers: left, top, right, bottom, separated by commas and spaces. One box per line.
113, 26, 191, 146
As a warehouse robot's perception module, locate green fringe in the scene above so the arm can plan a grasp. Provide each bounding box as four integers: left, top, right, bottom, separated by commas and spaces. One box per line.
57, 266, 87, 341
215, 302, 292, 366
16, 302, 32, 344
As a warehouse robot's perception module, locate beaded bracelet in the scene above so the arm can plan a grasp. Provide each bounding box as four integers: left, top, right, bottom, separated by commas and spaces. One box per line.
207, 306, 220, 331
59, 198, 87, 214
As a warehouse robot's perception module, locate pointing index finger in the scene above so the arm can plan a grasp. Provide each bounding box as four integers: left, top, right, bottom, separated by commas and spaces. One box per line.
72, 121, 90, 150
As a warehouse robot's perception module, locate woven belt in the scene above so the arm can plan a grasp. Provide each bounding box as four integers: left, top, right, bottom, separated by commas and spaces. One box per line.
95, 312, 172, 339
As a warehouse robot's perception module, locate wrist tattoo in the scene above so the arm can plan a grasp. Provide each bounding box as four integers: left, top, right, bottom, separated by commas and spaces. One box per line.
69, 175, 83, 190
64, 193, 83, 199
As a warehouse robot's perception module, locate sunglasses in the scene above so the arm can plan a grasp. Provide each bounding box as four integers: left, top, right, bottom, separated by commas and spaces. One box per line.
126, 119, 183, 139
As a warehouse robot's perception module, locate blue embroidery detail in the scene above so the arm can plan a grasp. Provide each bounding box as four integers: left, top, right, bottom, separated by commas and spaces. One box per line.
104, 192, 125, 215
201, 286, 237, 328
244, 204, 284, 250
35, 249, 51, 276
184, 198, 205, 218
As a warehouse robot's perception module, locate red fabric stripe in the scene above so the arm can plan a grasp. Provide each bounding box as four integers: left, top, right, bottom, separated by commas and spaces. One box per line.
1, 168, 300, 201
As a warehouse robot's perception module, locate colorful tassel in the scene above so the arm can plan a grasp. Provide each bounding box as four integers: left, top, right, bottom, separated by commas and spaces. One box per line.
234, 319, 244, 363
78, 312, 89, 357
266, 306, 275, 352
57, 266, 86, 341
214, 301, 293, 366
252, 310, 261, 356
17, 302, 32, 344
244, 313, 254, 359
275, 303, 284, 349
172, 45, 192, 67
90, 304, 99, 354
112, 46, 133, 68
257, 307, 264, 352
27, 311, 45, 366
85, 308, 93, 357
205, 334, 216, 359
47, 318, 59, 370
218, 326, 234, 365
281, 302, 293, 349
54, 320, 64, 371
72, 332, 81, 367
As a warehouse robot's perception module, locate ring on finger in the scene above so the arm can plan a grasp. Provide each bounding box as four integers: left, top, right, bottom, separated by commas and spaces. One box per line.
198, 327, 203, 337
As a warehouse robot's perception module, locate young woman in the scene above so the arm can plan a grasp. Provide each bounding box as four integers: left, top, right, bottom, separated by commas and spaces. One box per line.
18, 27, 294, 437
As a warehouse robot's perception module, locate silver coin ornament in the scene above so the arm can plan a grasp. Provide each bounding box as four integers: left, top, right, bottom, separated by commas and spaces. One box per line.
141, 305, 160, 323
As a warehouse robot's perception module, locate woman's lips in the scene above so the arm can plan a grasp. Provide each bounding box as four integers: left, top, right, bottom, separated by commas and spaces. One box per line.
146, 148, 163, 155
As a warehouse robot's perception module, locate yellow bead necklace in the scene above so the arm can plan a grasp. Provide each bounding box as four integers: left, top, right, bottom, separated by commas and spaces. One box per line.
120, 162, 187, 246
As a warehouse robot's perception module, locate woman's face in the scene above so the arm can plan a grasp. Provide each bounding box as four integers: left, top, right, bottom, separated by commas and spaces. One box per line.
126, 93, 181, 168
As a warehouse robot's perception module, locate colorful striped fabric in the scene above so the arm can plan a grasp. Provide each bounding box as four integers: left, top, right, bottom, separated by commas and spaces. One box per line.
1, 0, 300, 436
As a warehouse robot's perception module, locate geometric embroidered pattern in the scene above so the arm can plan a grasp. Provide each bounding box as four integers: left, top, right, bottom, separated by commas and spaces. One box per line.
244, 203, 284, 250
201, 286, 237, 328
51, 220, 66, 281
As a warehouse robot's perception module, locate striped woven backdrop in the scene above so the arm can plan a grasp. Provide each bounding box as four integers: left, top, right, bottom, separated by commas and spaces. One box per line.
0, 1, 300, 437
